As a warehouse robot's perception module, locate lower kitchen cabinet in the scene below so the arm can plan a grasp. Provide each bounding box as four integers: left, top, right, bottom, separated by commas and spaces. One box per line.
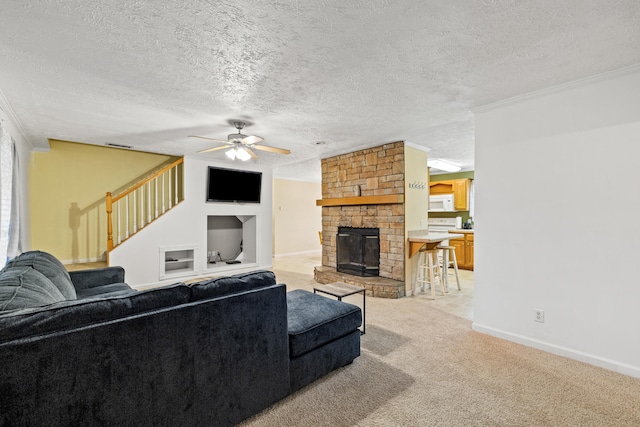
450, 232, 474, 270
465, 233, 474, 269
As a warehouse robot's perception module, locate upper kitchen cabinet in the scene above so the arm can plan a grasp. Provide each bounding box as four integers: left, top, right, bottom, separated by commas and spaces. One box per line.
453, 179, 470, 211
428, 178, 472, 211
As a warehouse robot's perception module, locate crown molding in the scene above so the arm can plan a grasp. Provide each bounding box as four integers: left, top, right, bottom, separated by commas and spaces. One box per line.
472, 63, 640, 114
0, 87, 35, 149
404, 140, 431, 153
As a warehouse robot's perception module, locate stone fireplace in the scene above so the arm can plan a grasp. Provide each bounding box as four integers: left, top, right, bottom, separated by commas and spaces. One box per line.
336, 227, 380, 277
314, 141, 406, 298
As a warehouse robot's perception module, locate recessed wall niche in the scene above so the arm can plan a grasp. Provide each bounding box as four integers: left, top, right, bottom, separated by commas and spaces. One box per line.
205, 215, 257, 271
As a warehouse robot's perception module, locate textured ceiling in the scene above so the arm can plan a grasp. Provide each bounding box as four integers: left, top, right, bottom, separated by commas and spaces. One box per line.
1, 0, 639, 181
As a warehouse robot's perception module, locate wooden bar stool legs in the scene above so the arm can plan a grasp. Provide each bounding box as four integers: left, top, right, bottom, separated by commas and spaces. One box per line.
416, 248, 445, 299
437, 245, 461, 292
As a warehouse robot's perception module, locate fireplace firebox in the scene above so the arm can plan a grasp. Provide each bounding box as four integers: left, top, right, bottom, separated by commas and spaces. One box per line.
336, 227, 380, 277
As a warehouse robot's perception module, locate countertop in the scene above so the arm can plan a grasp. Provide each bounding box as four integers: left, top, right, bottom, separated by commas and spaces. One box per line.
408, 232, 464, 242
448, 229, 474, 234
407, 231, 464, 256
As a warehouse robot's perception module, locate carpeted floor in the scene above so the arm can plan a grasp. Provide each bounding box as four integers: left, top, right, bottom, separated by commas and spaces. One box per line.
239, 270, 640, 426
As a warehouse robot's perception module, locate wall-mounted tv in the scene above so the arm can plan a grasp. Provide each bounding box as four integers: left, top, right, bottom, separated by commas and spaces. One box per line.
206, 166, 262, 203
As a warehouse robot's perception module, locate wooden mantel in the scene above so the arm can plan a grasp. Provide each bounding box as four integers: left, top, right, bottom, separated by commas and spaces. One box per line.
316, 194, 404, 207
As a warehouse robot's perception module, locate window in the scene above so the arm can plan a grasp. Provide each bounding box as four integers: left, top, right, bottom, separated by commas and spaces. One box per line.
0, 122, 14, 268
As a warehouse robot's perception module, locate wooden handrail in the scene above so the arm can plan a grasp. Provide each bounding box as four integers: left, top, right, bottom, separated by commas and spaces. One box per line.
111, 158, 184, 203
106, 157, 184, 252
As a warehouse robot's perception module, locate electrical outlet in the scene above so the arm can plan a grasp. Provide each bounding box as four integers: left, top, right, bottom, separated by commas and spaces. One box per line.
534, 309, 545, 323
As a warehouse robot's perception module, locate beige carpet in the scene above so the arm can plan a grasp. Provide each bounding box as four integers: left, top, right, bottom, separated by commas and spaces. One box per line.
239, 270, 640, 427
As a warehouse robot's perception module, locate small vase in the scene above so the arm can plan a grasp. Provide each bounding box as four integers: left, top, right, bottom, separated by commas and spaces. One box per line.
354, 185, 361, 196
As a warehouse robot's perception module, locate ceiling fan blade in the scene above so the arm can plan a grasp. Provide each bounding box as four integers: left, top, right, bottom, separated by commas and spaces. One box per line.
246, 147, 259, 160
241, 135, 263, 145
197, 145, 229, 154
252, 144, 291, 155
188, 135, 229, 143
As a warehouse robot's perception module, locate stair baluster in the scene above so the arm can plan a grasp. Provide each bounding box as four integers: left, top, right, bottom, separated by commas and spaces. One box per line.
106, 158, 184, 252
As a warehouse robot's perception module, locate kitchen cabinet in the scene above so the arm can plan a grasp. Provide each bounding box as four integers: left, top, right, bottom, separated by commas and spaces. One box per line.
429, 178, 471, 211
451, 238, 465, 267
449, 232, 473, 270
465, 233, 474, 269
453, 179, 470, 211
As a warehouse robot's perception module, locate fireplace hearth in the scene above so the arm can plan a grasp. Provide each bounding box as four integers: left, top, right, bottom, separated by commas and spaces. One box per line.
336, 227, 380, 277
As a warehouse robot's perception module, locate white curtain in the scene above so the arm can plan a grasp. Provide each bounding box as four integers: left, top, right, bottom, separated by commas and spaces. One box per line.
0, 120, 18, 268
8, 137, 21, 258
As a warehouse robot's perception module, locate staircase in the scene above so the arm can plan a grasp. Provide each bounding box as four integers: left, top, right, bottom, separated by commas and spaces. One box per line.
106, 158, 184, 251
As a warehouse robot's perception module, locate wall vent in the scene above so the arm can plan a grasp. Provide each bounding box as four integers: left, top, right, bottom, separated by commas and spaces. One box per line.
105, 142, 133, 149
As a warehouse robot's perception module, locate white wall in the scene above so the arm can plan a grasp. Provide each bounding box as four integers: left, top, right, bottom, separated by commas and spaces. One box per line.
272, 178, 322, 256
403, 144, 429, 295
109, 156, 273, 287
473, 66, 640, 378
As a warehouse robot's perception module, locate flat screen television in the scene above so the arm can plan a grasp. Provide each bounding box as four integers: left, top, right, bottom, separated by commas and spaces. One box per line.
206, 166, 262, 203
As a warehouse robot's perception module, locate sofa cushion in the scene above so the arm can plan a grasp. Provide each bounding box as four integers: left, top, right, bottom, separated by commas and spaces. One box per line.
0, 266, 66, 312
0, 282, 190, 343
189, 270, 276, 301
3, 250, 76, 299
287, 289, 362, 358
69, 266, 126, 291
75, 282, 133, 299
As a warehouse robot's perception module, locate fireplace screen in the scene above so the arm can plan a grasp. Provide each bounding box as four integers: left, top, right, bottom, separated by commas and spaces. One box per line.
336, 227, 380, 277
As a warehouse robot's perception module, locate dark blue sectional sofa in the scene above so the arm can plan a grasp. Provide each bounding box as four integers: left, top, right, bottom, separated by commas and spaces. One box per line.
0, 251, 362, 426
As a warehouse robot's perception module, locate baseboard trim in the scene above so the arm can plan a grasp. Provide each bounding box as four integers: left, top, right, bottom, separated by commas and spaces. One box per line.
60, 256, 106, 265
273, 249, 321, 258
472, 323, 640, 379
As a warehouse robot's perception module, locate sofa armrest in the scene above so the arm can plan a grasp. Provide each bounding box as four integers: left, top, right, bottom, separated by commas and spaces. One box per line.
69, 266, 126, 290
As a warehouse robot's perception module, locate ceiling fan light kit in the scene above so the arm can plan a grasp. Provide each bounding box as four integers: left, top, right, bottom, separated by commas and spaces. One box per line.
190, 122, 290, 161
225, 148, 237, 160
226, 146, 252, 161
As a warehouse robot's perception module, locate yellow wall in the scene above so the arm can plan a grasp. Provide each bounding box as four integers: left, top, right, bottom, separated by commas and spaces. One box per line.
29, 140, 179, 263
272, 178, 322, 255
403, 145, 429, 293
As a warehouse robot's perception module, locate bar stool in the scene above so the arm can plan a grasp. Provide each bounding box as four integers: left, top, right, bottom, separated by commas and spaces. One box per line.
416, 248, 445, 299
437, 245, 461, 292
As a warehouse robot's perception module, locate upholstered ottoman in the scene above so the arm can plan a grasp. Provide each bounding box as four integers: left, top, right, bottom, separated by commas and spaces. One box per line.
286, 289, 362, 391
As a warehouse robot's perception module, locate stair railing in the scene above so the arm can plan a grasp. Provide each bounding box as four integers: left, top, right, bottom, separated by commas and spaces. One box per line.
106, 158, 184, 251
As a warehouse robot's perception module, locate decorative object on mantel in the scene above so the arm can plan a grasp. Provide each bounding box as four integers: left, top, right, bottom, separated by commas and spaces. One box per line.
354, 185, 361, 196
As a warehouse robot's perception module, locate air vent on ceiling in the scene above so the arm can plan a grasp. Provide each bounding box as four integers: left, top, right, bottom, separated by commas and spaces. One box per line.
104, 142, 133, 149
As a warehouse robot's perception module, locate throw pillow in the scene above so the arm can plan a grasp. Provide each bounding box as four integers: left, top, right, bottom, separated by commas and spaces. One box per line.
4, 251, 76, 299
0, 266, 66, 312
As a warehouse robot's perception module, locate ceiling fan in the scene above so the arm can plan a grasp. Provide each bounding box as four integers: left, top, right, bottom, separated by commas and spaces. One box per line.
189, 122, 291, 161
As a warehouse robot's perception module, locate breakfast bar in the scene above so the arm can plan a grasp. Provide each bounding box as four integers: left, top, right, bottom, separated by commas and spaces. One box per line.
407, 231, 465, 298
408, 232, 464, 257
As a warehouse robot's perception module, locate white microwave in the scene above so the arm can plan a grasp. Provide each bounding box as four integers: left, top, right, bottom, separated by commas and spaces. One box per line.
429, 194, 456, 212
